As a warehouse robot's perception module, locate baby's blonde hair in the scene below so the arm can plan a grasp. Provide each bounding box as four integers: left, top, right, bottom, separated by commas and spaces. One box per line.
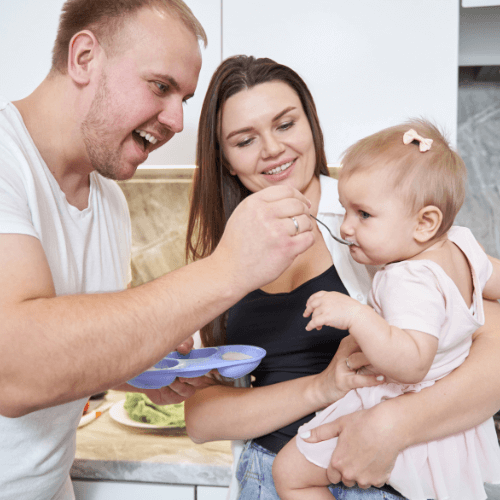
339, 118, 467, 239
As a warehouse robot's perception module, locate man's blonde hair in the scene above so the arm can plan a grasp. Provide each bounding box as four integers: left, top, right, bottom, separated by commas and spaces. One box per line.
51, 0, 207, 74
339, 118, 467, 239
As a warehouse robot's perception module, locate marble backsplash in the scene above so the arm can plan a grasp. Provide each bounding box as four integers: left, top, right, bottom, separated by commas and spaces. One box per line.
455, 68, 500, 259
119, 71, 500, 287
118, 177, 192, 287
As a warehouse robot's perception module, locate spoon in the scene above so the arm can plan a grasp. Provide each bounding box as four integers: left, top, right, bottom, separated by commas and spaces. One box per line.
310, 215, 354, 246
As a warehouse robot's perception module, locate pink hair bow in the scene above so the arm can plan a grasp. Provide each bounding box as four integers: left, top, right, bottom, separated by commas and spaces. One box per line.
402, 129, 433, 152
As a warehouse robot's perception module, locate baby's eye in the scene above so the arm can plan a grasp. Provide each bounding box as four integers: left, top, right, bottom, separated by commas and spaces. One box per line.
359, 211, 371, 220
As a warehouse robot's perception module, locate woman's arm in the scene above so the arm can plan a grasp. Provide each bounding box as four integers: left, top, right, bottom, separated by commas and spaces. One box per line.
301, 299, 500, 488
185, 335, 384, 443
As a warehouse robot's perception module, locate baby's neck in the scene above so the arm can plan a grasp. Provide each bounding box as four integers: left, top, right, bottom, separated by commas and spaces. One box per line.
407, 235, 449, 262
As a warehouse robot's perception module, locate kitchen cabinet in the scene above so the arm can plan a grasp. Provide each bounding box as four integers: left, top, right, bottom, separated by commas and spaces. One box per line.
0, 0, 221, 167
72, 479, 195, 499
197, 486, 230, 500
73, 481, 229, 499
2, 0, 461, 167
459, 4, 500, 65
223, 0, 459, 160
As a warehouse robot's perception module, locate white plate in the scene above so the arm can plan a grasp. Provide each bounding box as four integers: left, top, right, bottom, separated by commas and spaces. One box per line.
109, 400, 185, 430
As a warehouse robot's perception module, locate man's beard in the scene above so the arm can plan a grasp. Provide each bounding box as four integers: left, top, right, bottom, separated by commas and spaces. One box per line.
81, 74, 122, 180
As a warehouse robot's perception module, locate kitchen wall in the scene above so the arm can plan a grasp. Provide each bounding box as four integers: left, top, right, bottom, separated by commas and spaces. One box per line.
455, 68, 500, 259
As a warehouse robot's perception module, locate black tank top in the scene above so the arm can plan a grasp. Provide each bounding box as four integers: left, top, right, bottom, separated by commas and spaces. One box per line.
226, 263, 350, 453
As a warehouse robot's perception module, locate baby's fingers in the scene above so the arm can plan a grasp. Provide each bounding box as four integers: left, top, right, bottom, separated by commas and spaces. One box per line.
305, 314, 327, 331
351, 372, 385, 388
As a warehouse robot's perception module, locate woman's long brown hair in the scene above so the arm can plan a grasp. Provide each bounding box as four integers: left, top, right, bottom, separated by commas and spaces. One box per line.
186, 55, 329, 347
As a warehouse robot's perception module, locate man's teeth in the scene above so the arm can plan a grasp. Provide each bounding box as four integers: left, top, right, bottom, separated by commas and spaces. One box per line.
135, 129, 158, 145
264, 160, 294, 175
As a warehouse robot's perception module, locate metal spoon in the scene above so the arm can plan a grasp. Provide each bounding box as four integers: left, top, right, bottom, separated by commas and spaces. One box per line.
310, 214, 354, 246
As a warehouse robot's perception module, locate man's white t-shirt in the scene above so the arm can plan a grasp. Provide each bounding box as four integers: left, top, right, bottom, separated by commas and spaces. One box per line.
0, 98, 132, 500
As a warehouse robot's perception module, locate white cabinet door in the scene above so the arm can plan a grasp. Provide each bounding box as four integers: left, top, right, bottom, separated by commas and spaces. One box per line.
197, 486, 229, 500
145, 0, 222, 166
0, 0, 222, 167
73, 479, 194, 500
223, 0, 459, 162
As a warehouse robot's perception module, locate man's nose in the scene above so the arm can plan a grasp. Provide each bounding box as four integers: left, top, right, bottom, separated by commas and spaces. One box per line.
158, 98, 184, 134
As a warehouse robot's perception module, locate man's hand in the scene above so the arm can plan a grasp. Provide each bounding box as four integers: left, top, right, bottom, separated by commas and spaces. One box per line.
214, 185, 314, 294
114, 336, 218, 405
141, 374, 218, 405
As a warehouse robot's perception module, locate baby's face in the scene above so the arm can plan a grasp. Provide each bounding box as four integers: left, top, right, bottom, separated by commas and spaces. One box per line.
338, 170, 419, 266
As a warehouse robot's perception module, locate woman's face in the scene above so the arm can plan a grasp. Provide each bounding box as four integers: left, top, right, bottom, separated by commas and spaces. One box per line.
220, 81, 317, 197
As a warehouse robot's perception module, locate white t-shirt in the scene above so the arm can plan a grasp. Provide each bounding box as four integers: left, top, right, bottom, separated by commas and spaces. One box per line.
0, 98, 132, 500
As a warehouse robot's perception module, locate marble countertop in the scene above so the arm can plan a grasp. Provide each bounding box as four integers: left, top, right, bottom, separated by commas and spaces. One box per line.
70, 391, 233, 487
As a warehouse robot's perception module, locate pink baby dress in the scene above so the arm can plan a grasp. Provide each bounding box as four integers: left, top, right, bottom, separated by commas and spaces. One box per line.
296, 226, 500, 500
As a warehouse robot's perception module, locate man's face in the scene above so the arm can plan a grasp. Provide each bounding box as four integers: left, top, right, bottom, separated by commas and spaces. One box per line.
81, 7, 202, 180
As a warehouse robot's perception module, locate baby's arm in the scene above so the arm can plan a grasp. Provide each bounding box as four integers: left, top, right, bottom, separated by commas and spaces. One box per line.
483, 254, 500, 300
304, 291, 438, 384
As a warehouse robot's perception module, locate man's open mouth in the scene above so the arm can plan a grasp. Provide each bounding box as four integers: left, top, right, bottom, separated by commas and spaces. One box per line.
133, 129, 158, 151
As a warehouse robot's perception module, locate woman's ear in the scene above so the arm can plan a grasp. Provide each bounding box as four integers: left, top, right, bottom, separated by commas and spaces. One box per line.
67, 30, 101, 86
414, 205, 443, 243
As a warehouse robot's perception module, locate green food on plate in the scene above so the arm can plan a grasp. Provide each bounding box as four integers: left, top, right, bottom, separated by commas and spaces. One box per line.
124, 392, 185, 427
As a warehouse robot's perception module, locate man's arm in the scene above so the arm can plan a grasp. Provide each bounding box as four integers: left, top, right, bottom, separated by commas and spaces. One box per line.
0, 185, 314, 417
300, 299, 500, 488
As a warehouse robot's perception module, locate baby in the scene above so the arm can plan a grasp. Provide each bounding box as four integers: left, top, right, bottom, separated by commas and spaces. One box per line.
272, 119, 500, 500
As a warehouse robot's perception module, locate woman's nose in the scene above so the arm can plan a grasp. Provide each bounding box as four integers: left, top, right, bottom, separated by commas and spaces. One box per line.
261, 133, 285, 158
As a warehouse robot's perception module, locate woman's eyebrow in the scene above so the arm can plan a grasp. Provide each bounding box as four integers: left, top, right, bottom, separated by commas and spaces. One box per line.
225, 106, 297, 140
272, 106, 296, 122
225, 127, 254, 140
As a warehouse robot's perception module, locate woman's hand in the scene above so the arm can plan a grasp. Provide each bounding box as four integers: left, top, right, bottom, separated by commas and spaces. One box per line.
309, 335, 384, 409
300, 401, 401, 489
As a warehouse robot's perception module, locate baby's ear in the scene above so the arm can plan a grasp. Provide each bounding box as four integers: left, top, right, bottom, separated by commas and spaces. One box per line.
414, 205, 443, 243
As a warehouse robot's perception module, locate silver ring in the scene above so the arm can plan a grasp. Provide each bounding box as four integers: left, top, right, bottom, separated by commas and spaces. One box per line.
291, 217, 299, 235
346, 357, 353, 371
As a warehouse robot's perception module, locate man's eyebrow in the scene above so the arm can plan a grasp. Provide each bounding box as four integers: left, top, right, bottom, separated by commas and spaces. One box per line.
150, 73, 195, 100
151, 73, 180, 91
225, 106, 297, 140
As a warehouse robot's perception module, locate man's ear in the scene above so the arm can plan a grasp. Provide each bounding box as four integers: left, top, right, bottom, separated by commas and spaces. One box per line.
67, 30, 102, 85
414, 205, 443, 243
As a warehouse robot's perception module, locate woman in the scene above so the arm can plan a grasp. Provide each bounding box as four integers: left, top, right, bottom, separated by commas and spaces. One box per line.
184, 55, 500, 500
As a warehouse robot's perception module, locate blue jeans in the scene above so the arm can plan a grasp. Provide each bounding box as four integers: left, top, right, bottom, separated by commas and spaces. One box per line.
236, 440, 407, 500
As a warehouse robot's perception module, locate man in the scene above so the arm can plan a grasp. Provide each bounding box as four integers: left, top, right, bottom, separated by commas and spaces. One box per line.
0, 1, 314, 498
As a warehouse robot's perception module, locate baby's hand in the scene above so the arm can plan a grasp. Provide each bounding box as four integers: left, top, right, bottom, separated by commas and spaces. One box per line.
304, 291, 363, 332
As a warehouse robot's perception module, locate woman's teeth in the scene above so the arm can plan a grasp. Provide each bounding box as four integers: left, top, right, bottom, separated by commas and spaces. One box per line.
264, 160, 294, 175
135, 129, 158, 145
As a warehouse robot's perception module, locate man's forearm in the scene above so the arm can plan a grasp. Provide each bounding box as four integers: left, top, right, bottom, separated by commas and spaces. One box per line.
0, 254, 243, 417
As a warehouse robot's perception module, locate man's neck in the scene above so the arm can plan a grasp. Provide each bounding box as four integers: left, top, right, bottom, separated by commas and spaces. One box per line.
13, 75, 92, 210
